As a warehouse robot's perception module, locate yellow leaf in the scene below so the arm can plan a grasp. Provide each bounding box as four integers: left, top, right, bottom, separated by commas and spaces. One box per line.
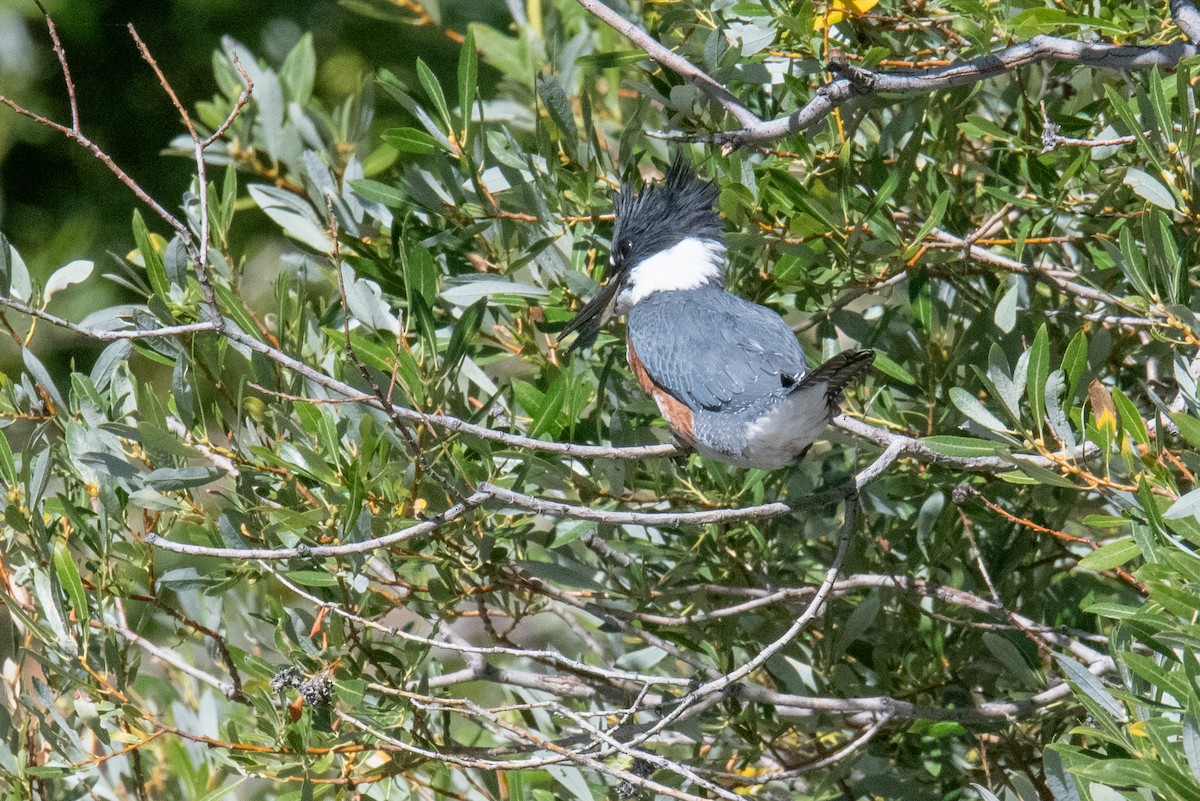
814, 0, 881, 29
1127, 720, 1147, 737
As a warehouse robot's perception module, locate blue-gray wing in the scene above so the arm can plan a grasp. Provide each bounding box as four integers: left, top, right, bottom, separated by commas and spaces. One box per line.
627, 288, 808, 412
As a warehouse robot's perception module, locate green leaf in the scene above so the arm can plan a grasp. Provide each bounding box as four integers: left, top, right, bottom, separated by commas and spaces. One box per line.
982, 632, 1039, 687
145, 467, 223, 491
443, 298, 486, 377
133, 209, 171, 298
871, 351, 917, 385
1122, 651, 1192, 704
1124, 167, 1179, 211
1026, 324, 1049, 431
1054, 654, 1125, 720
1077, 538, 1139, 571
536, 73, 578, 155
381, 127, 441, 155
994, 278, 1018, 334
1184, 713, 1200, 782
350, 178, 408, 207
280, 33, 315, 105
415, 58, 451, 130
1045, 370, 1077, 452
1042, 747, 1081, 801
909, 268, 931, 332
1164, 488, 1200, 521
53, 541, 88, 623
950, 387, 1011, 434
1111, 388, 1150, 446
458, 28, 477, 134
919, 436, 1004, 458
1061, 330, 1088, 397
0, 424, 16, 486
903, 190, 950, 259
405, 245, 439, 306
286, 570, 340, 587
32, 569, 73, 653
1170, 412, 1200, 450
1007, 458, 1078, 488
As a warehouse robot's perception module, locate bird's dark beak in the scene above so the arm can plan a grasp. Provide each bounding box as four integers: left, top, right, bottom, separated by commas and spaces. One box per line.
558, 272, 624, 354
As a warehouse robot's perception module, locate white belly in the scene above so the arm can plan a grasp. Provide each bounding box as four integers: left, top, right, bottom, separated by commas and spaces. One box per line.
706, 385, 830, 470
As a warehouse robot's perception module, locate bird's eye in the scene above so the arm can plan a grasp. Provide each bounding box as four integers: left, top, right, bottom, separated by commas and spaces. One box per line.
619, 239, 633, 259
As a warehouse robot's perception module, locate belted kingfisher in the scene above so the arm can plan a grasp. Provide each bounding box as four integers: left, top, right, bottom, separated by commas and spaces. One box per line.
559, 158, 874, 470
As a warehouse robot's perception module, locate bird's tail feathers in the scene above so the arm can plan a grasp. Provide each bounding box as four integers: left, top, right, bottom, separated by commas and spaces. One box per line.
794, 349, 874, 406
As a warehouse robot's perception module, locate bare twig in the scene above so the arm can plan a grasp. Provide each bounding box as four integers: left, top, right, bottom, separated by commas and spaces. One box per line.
629, 488, 858, 746
0, 297, 217, 340
145, 489, 493, 558
113, 599, 240, 700
0, 18, 190, 240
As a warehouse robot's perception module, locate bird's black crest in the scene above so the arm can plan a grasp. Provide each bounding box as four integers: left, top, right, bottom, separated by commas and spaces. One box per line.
557, 157, 722, 354
611, 157, 723, 270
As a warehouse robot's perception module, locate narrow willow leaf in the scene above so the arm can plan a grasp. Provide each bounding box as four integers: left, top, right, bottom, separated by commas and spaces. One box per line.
381, 127, 441, 155
1112, 388, 1150, 446
1045, 370, 1077, 452
1170, 412, 1200, 450
1042, 748, 1081, 801
904, 190, 950, 259
982, 632, 1039, 687
1165, 489, 1200, 521
53, 541, 88, 624
23, 349, 64, 411
1026, 324, 1049, 430
1184, 713, 1200, 782
415, 58, 451, 129
1062, 329, 1088, 397
536, 73, 578, 154
1124, 167, 1179, 211
32, 569, 73, 654
44, 260, 93, 301
132, 210, 170, 297
950, 387, 1011, 433
919, 436, 1004, 458
280, 32, 316, 105
458, 28, 477, 134
1077, 538, 1139, 571
350, 179, 407, 208
1055, 654, 1125, 721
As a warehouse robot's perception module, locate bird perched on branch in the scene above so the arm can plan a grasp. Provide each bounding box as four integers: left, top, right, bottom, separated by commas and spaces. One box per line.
560, 158, 874, 470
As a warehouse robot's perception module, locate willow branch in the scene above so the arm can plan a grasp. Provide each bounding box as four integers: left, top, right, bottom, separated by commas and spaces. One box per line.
146, 489, 493, 558
577, 0, 1200, 147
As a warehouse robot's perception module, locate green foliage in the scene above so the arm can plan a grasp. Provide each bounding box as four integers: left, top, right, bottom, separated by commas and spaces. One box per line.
2, 0, 1200, 799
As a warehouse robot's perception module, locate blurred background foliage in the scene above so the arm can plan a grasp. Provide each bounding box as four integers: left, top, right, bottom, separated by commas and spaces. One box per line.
2, 0, 1200, 799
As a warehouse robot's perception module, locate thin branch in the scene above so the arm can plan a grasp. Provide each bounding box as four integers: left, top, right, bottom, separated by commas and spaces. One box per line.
266, 562, 695, 689
127, 24, 232, 329
832, 414, 1097, 472
0, 297, 217, 340
2, 281, 1105, 480
480, 443, 896, 528
629, 489, 857, 747
715, 713, 892, 785
145, 489, 492, 558
222, 325, 682, 460
202, 53, 253, 148
573, 0, 759, 129
113, 599, 240, 700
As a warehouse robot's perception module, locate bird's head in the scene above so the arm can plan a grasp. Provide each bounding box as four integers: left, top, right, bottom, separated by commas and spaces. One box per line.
560, 158, 725, 352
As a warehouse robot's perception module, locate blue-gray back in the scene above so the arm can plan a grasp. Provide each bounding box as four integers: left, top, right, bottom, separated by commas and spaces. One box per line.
627, 287, 808, 413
